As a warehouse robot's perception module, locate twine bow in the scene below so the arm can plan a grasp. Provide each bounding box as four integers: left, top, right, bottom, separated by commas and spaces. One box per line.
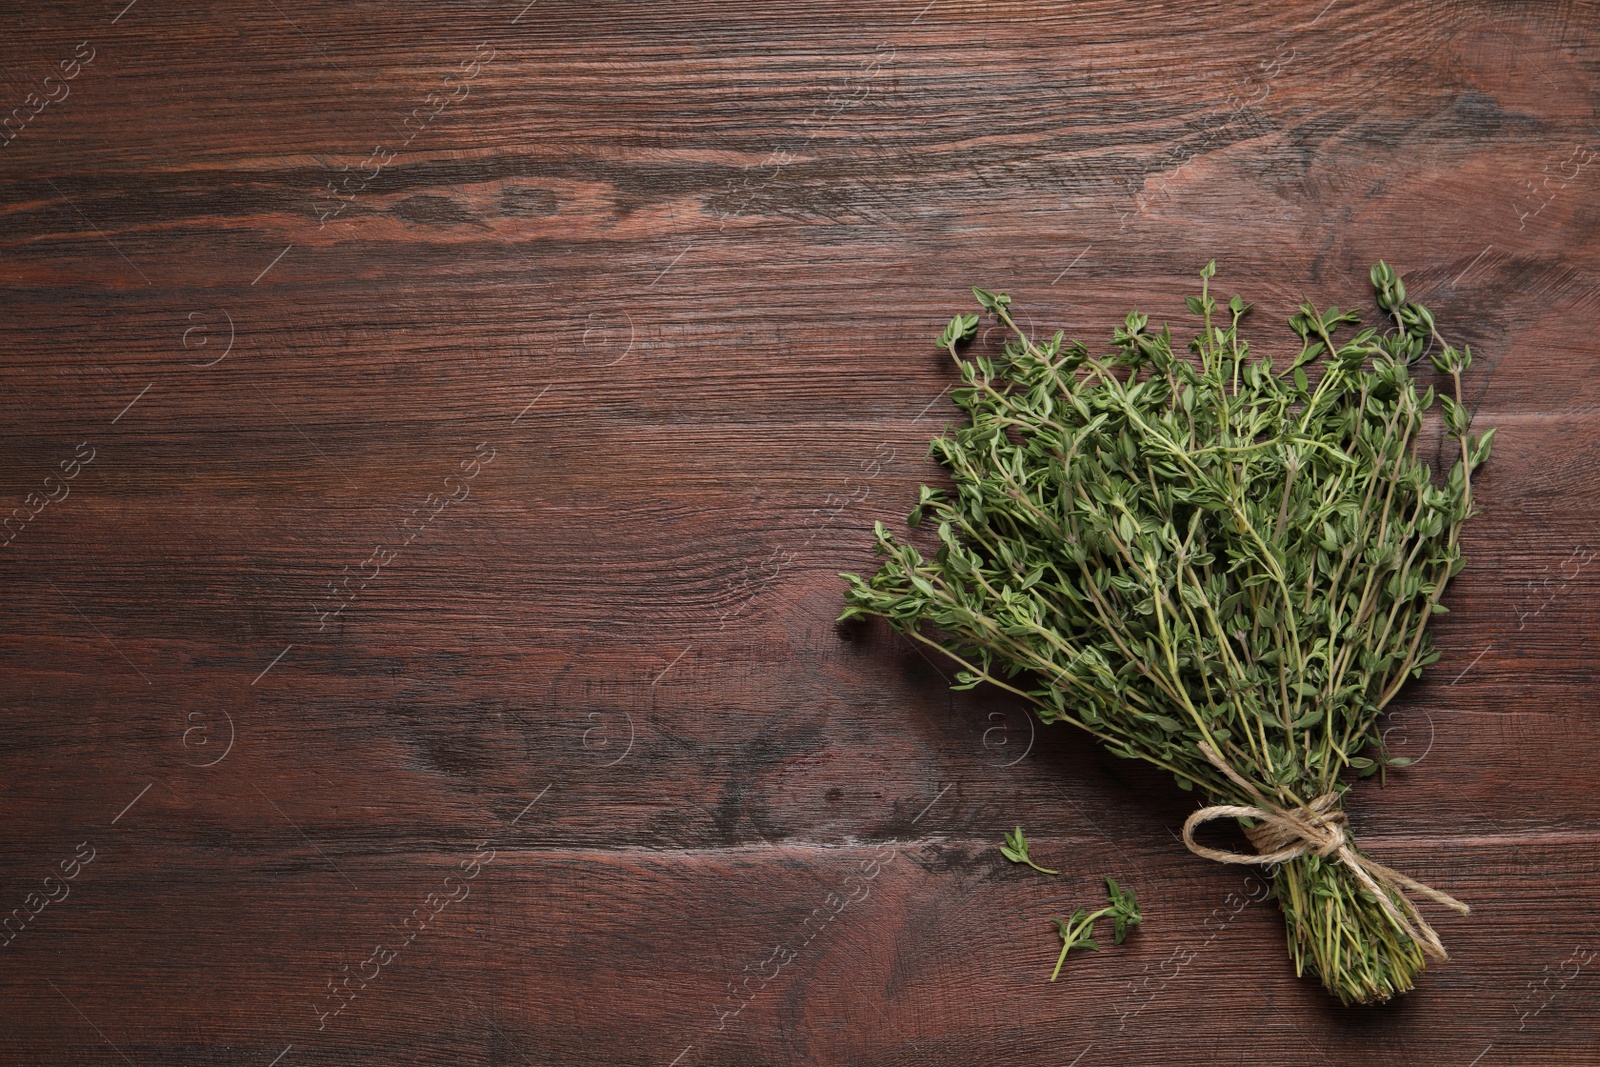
1181, 742, 1469, 962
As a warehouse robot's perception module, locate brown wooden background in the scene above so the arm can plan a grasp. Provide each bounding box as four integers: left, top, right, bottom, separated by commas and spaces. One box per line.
3, 0, 1598, 1063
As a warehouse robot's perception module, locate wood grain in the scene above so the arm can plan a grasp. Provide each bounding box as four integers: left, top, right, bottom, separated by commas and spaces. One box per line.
3, 0, 1599, 1063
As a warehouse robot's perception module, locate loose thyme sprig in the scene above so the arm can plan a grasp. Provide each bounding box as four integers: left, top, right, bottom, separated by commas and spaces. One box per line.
999, 826, 1059, 875
1050, 877, 1142, 981
842, 262, 1489, 1003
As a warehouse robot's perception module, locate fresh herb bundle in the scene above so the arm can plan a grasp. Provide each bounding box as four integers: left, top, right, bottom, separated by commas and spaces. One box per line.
841, 262, 1489, 1003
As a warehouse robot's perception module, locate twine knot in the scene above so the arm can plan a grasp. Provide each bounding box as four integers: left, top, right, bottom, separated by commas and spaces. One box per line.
1239, 791, 1348, 859
1181, 742, 1469, 963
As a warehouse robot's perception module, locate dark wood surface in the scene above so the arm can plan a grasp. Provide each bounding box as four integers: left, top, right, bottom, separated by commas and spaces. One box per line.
3, 1, 1599, 1063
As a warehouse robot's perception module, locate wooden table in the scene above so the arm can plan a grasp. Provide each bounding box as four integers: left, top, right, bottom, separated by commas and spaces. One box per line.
3, 1, 1596, 1063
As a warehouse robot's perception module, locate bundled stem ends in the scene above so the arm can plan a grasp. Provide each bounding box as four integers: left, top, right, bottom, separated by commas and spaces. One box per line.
840, 262, 1490, 1003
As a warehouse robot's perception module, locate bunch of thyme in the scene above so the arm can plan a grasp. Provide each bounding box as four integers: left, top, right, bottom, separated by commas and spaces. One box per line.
841, 263, 1490, 1003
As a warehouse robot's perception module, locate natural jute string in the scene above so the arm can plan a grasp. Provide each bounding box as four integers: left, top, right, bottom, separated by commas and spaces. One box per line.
1181, 742, 1469, 962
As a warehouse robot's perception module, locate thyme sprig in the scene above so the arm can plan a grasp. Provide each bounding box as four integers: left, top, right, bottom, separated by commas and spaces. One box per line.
999, 826, 1059, 876
1049, 877, 1142, 981
842, 262, 1489, 1003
